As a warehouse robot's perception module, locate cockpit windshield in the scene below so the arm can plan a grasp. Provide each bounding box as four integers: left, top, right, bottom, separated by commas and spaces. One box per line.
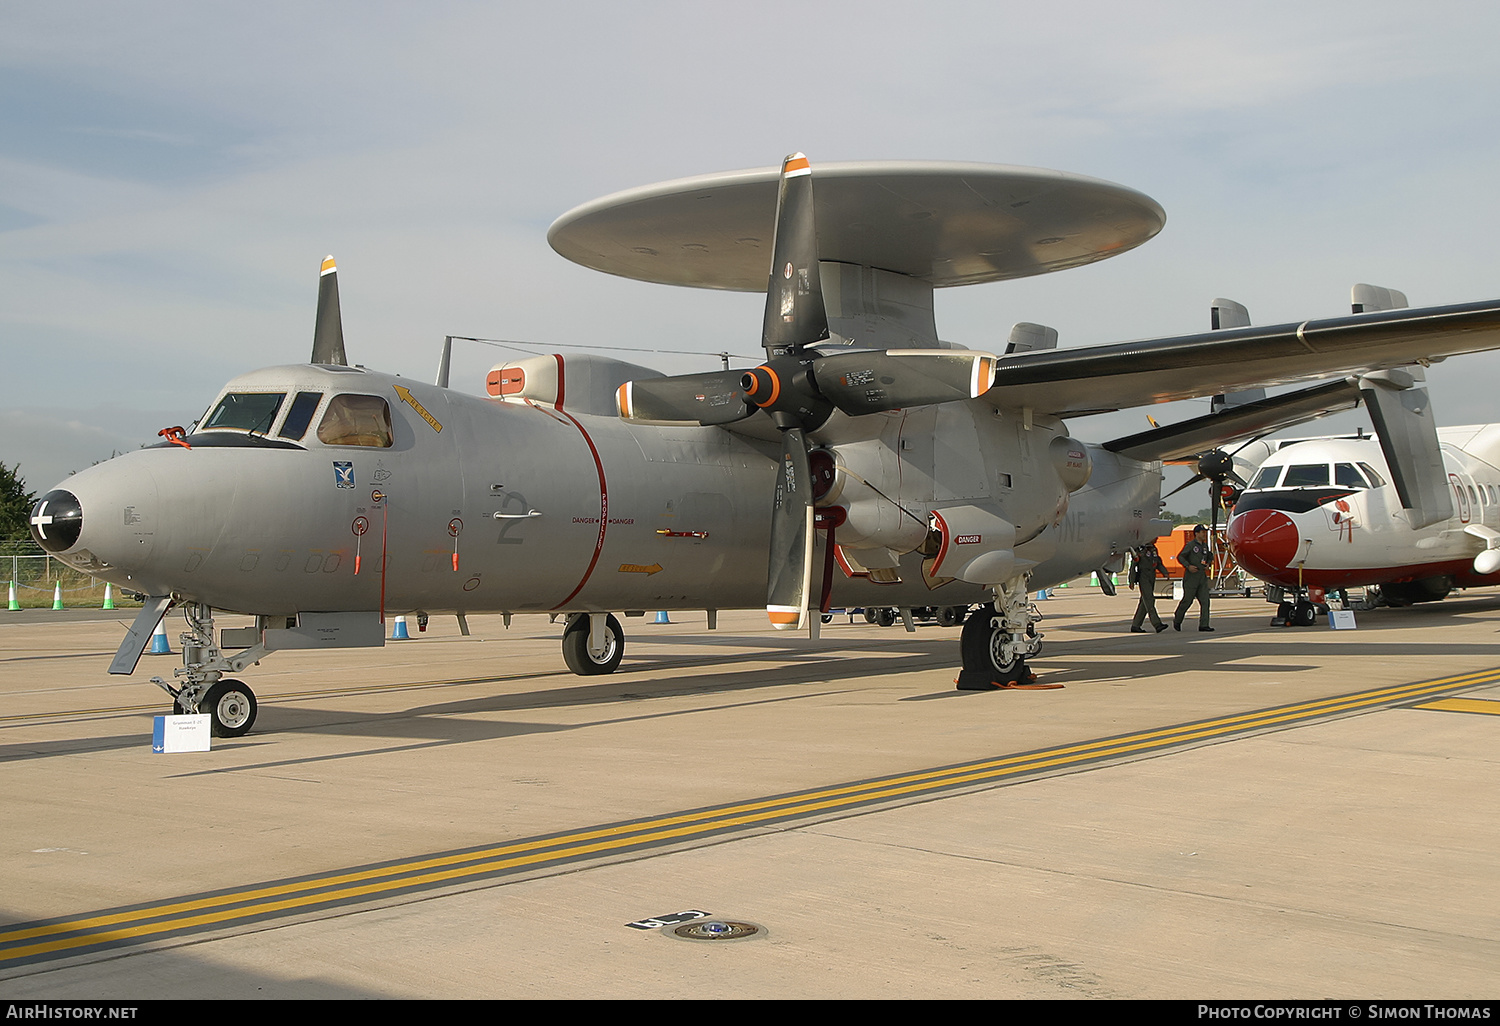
1249, 465, 1281, 489
316, 394, 394, 447
203, 392, 285, 433
1281, 464, 1330, 487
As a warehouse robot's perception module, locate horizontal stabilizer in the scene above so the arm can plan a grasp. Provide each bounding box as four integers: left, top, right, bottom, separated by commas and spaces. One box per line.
1104, 379, 1362, 463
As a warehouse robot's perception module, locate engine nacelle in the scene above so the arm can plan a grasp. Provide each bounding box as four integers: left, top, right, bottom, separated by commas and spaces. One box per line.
927, 505, 1018, 585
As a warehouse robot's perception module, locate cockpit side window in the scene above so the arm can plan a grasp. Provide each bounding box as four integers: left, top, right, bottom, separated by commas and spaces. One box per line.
279, 391, 323, 440
203, 392, 286, 433
1282, 464, 1330, 487
1334, 463, 1368, 489
1359, 463, 1387, 488
1249, 465, 1282, 489
316, 394, 393, 447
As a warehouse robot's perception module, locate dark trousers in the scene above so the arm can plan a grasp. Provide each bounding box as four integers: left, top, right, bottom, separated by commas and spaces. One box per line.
1132, 580, 1164, 629
1175, 572, 1211, 628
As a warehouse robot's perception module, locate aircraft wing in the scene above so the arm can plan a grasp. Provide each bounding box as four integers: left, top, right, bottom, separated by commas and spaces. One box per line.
985, 299, 1500, 417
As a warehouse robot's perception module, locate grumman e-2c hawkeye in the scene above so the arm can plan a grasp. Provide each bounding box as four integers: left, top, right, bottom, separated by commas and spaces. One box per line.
28, 155, 1500, 736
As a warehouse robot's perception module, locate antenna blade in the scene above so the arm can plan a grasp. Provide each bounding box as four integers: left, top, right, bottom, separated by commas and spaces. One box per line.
312, 255, 347, 365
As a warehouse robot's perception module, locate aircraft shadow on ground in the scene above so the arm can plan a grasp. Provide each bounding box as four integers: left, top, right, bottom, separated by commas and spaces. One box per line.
6, 598, 1497, 766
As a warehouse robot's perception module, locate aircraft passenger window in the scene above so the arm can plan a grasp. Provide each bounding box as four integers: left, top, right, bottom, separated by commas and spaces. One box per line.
1281, 464, 1330, 487
203, 392, 286, 433
317, 394, 394, 447
1359, 463, 1386, 488
1469, 485, 1478, 505
1249, 466, 1281, 489
278, 391, 323, 440
1334, 463, 1368, 488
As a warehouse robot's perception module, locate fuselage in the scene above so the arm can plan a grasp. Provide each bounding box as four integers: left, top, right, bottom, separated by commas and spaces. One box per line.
1225, 426, 1500, 594
32, 357, 1167, 618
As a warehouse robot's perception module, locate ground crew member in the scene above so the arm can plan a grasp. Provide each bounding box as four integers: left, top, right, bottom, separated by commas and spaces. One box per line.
1128, 542, 1169, 633
1174, 524, 1215, 632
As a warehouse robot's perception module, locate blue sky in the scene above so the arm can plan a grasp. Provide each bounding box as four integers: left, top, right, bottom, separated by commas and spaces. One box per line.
4, 1, 1499, 494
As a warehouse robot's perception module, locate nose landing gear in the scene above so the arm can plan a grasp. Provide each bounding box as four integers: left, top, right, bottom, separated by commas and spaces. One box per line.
152, 602, 264, 737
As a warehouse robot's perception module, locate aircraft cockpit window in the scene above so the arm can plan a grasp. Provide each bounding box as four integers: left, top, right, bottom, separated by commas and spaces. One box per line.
1334, 463, 1369, 489
203, 392, 286, 433
1281, 464, 1330, 487
316, 394, 394, 447
1249, 465, 1281, 489
1359, 463, 1387, 488
278, 391, 323, 440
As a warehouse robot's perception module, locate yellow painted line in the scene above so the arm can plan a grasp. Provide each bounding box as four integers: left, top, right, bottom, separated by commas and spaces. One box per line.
4, 666, 1499, 967
1412, 697, 1500, 716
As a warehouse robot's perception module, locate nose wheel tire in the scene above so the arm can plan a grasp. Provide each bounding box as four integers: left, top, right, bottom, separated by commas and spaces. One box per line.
202, 679, 258, 737
561, 613, 625, 675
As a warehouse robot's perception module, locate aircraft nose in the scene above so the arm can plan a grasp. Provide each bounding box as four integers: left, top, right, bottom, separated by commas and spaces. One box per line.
28, 490, 84, 553
1227, 508, 1300, 579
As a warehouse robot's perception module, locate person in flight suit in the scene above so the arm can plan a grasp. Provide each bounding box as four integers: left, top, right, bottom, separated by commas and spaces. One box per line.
1174, 524, 1215, 632
1128, 542, 1169, 633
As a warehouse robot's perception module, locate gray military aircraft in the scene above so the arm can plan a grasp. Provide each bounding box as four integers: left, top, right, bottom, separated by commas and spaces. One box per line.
28, 154, 1500, 737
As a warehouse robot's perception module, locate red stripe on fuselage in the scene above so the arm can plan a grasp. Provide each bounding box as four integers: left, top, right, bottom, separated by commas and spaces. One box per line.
548, 400, 608, 610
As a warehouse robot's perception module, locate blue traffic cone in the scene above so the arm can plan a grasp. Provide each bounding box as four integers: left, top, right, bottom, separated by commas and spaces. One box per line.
391, 616, 411, 640
653, 610, 671, 624
149, 621, 171, 654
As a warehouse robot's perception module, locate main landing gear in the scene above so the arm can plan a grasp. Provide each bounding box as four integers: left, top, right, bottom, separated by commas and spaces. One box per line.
152, 602, 263, 737
955, 576, 1045, 691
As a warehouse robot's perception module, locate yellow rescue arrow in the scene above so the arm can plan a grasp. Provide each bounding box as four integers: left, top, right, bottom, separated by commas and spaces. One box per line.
394, 385, 443, 433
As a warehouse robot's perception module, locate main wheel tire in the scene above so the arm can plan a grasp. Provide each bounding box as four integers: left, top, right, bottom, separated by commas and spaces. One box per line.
956, 604, 1027, 689
936, 606, 965, 628
875, 608, 897, 628
861, 608, 877, 624
202, 679, 257, 738
562, 613, 625, 675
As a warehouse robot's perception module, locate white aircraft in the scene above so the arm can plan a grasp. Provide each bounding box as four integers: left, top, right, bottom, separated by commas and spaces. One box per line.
1227, 425, 1500, 616
27, 157, 1500, 736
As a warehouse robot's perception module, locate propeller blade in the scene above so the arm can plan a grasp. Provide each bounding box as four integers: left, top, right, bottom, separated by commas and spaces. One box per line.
766, 427, 815, 631
617, 370, 753, 424
312, 255, 347, 366
813, 350, 997, 414
1164, 472, 1206, 500
761, 153, 829, 358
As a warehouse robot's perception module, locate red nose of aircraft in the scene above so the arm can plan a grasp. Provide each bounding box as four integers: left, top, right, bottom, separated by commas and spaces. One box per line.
1227, 508, 1301, 580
